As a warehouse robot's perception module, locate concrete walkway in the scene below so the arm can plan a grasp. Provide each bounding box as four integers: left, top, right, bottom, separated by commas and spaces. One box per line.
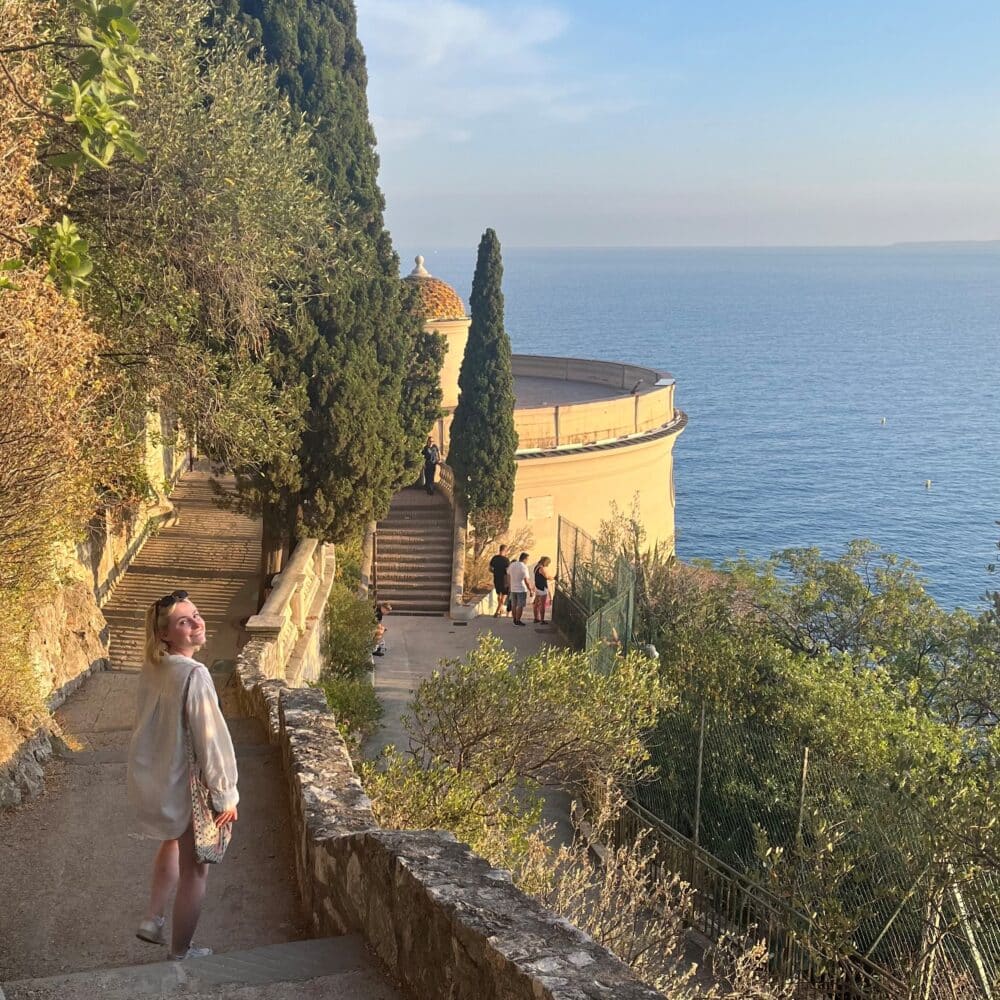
365, 613, 559, 758
364, 611, 574, 841
0, 469, 306, 983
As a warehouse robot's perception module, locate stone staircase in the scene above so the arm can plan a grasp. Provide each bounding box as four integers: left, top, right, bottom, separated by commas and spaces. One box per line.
1, 936, 402, 999
374, 487, 453, 615
100, 470, 262, 672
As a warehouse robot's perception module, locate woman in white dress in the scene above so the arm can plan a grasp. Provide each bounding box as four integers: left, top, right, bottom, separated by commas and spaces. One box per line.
126, 590, 239, 960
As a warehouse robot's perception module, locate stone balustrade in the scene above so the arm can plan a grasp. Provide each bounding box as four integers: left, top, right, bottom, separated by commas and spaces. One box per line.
244, 538, 336, 687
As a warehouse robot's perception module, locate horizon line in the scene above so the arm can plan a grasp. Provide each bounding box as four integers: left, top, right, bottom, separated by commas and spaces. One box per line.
398, 239, 1000, 252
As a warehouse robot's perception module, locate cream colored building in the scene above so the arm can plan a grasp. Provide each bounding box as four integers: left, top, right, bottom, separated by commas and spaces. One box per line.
404, 257, 686, 565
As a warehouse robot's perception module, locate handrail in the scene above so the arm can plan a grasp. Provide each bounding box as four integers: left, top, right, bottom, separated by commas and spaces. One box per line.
615, 795, 908, 996
245, 538, 334, 682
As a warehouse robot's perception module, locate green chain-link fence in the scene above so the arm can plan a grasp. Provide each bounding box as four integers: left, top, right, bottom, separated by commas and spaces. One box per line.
552, 516, 634, 670
630, 706, 1000, 997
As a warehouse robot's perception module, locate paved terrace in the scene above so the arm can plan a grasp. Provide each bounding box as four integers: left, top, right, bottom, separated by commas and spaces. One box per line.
513, 374, 643, 407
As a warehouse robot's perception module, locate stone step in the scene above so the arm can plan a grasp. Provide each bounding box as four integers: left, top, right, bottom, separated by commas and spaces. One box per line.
375, 554, 451, 569
375, 553, 452, 569
374, 573, 450, 588
1, 936, 401, 1000
380, 505, 451, 519
376, 535, 452, 550
376, 547, 450, 561
376, 526, 452, 541
375, 556, 452, 571
374, 595, 451, 613
379, 508, 451, 521
375, 579, 451, 593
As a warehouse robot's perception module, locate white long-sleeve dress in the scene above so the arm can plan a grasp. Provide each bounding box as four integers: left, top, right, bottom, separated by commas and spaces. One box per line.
127, 653, 239, 840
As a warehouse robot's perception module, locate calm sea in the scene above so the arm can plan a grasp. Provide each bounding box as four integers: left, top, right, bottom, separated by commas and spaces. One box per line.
401, 245, 1000, 610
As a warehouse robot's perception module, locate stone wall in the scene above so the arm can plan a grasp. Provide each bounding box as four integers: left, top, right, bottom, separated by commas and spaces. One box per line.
1, 412, 188, 808
233, 606, 665, 1000
77, 411, 187, 607
0, 729, 53, 809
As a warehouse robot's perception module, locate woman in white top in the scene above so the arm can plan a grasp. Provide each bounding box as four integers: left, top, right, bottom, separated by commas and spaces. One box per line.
127, 590, 239, 960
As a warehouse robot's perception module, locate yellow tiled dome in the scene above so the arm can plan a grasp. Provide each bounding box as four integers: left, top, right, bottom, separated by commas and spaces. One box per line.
404, 255, 467, 320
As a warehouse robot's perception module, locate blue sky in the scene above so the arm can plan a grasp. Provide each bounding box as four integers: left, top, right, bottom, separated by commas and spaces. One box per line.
356, 0, 1000, 247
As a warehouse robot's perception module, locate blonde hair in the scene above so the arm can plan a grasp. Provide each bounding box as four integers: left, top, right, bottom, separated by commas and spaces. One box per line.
144, 600, 174, 667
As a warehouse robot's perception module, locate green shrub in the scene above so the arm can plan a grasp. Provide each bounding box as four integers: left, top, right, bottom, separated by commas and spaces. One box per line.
335, 531, 365, 588
320, 580, 376, 680
320, 674, 382, 745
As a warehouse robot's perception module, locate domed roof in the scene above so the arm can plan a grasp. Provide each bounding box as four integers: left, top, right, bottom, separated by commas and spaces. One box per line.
404, 255, 467, 320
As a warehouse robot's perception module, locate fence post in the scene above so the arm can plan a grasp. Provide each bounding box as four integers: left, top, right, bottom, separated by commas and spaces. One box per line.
571, 523, 579, 602
693, 702, 706, 852
949, 866, 995, 1000
795, 746, 810, 851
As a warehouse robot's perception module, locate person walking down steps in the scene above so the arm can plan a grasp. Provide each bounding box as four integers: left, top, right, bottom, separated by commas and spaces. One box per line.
127, 590, 239, 961
421, 435, 441, 495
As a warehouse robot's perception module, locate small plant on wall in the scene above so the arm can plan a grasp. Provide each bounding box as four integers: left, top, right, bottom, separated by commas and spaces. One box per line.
318, 581, 382, 749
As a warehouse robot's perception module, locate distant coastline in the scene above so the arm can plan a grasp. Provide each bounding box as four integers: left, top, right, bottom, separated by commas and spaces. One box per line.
888, 239, 1000, 249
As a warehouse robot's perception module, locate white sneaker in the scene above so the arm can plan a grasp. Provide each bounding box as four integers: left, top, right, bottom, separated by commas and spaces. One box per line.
169, 945, 213, 960
136, 916, 165, 946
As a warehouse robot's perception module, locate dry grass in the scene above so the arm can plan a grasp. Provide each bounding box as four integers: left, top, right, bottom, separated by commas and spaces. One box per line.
0, 592, 48, 754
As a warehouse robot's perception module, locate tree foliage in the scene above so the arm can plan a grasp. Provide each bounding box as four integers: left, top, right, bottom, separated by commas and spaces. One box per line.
1, 0, 148, 293
362, 635, 793, 997
0, 0, 128, 736
594, 509, 1000, 990
403, 635, 669, 792
363, 634, 669, 873
448, 229, 518, 547
214, 0, 442, 551
68, 0, 338, 473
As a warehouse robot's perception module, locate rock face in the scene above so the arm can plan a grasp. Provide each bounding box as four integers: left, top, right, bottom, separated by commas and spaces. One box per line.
1, 565, 108, 810
28, 566, 109, 710
0, 729, 53, 808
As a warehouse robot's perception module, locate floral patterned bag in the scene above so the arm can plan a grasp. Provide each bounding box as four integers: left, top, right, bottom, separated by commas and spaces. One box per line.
182, 674, 231, 864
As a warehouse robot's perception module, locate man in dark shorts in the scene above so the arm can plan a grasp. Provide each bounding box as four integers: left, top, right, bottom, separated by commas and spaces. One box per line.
489, 544, 511, 617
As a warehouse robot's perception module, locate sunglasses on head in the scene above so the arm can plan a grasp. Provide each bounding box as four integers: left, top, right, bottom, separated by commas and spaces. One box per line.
155, 590, 189, 611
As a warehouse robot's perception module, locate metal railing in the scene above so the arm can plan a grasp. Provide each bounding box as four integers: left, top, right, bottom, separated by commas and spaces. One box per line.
610, 795, 909, 998
552, 516, 634, 666
634, 706, 1000, 998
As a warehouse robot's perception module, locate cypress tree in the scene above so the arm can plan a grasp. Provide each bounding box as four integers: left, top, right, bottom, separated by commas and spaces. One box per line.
449, 229, 518, 551
215, 0, 442, 561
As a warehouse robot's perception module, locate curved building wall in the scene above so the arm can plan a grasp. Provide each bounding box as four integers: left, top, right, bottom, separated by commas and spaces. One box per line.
508, 423, 684, 566
424, 350, 685, 572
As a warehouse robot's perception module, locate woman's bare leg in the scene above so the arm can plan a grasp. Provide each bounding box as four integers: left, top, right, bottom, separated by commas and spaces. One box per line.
170, 823, 209, 955
147, 839, 179, 920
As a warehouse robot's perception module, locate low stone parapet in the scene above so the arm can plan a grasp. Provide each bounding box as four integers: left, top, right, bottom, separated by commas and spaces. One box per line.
233, 546, 665, 1000
245, 540, 335, 685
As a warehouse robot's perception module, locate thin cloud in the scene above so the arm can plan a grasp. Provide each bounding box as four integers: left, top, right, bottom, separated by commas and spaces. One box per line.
358, 0, 633, 148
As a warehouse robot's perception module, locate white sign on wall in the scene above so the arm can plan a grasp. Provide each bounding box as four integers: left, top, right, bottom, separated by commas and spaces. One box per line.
525, 495, 554, 520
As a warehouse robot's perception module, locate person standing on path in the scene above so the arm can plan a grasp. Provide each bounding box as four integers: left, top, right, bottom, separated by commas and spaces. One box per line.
127, 591, 239, 961
489, 544, 511, 617
532, 555, 555, 624
421, 435, 440, 495
507, 552, 535, 627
